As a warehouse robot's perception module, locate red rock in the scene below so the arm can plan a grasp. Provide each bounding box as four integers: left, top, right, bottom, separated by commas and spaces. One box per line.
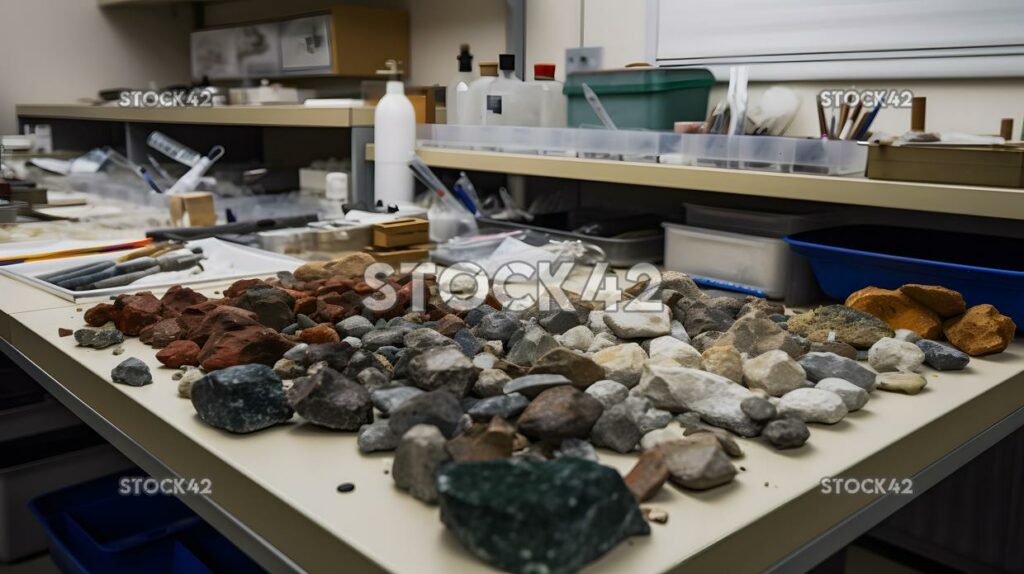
315, 280, 354, 297
318, 292, 345, 306
58, 328, 73, 337
176, 300, 225, 333
84, 303, 115, 327
112, 292, 164, 336
188, 306, 260, 347
160, 285, 208, 317
224, 278, 266, 298
156, 340, 201, 368
899, 284, 967, 318
198, 325, 294, 371
139, 317, 186, 348
943, 304, 1016, 356
312, 303, 348, 324
846, 286, 943, 339
624, 448, 669, 502
294, 296, 318, 316
299, 324, 341, 344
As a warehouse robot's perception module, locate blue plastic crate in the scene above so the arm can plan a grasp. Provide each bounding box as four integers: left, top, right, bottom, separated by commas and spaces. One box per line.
785, 226, 1023, 327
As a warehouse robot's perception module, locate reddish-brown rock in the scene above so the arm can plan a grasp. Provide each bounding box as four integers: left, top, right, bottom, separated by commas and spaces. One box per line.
156, 339, 201, 368
516, 386, 604, 442
435, 314, 467, 337
624, 448, 669, 502
112, 292, 164, 336
188, 306, 260, 347
224, 278, 266, 298
299, 324, 341, 344
312, 303, 348, 324
198, 325, 294, 371
160, 285, 208, 317
294, 296, 318, 316
846, 286, 943, 339
176, 300, 226, 333
84, 303, 115, 327
899, 284, 967, 318
58, 327, 73, 337
943, 304, 1016, 356
139, 317, 186, 348
529, 347, 605, 389
445, 417, 516, 462
294, 253, 376, 282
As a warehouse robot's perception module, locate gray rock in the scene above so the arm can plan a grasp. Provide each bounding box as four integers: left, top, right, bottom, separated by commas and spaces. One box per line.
475, 311, 520, 342
777, 388, 848, 424
283, 343, 309, 362
690, 330, 725, 353
483, 340, 504, 357
893, 328, 922, 343
190, 364, 292, 433
388, 390, 465, 438
539, 309, 580, 335
392, 424, 450, 503
374, 345, 401, 365
357, 420, 399, 453
742, 349, 807, 397
670, 320, 691, 343
916, 340, 970, 371
356, 366, 390, 390
295, 314, 317, 329
740, 396, 776, 423
714, 315, 805, 358
505, 324, 558, 366
287, 367, 372, 430
503, 373, 572, 398
662, 442, 737, 490
682, 301, 735, 337
603, 308, 672, 339
587, 310, 612, 335
453, 328, 485, 357
407, 346, 480, 396
762, 418, 810, 449
590, 397, 648, 453
639, 427, 687, 451
552, 438, 598, 461
272, 358, 306, 379
637, 408, 673, 434
659, 271, 706, 300
235, 286, 294, 331
592, 343, 647, 387
637, 362, 762, 437
336, 315, 375, 338
75, 327, 124, 349
362, 328, 405, 351
472, 368, 511, 397
467, 393, 530, 421
516, 386, 604, 442
585, 379, 630, 408
868, 337, 925, 373
799, 352, 877, 391
558, 325, 595, 351
706, 296, 746, 318
462, 305, 496, 327
403, 328, 454, 350
371, 385, 425, 416
176, 366, 205, 398
815, 378, 869, 412
111, 357, 152, 387
586, 331, 619, 354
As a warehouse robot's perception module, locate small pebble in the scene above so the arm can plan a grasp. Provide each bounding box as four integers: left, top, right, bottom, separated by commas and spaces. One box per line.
58, 328, 73, 337
112, 346, 125, 356
642, 507, 669, 524
336, 483, 355, 493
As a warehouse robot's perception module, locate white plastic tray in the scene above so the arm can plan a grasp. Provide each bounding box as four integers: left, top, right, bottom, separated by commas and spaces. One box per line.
0, 238, 304, 302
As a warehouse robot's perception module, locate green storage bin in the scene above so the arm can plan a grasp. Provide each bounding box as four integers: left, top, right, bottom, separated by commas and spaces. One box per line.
564, 68, 714, 131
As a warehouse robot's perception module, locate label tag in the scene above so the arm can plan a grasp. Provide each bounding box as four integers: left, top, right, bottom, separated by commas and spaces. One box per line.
486, 95, 503, 115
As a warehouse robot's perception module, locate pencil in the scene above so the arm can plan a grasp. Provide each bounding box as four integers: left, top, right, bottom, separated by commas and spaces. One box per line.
0, 238, 153, 266
816, 96, 828, 138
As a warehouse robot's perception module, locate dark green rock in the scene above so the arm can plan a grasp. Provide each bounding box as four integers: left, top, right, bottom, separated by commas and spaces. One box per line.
437, 458, 649, 574
191, 364, 293, 433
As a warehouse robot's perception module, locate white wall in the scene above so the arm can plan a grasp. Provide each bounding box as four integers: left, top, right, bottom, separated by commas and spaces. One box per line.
0, 0, 194, 134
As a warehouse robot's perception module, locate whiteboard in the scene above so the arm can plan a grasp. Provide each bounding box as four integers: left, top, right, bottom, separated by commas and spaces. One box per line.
650, 0, 1024, 80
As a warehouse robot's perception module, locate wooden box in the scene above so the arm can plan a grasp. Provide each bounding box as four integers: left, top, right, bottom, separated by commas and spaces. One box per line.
330, 5, 410, 78
373, 218, 429, 248
867, 144, 1024, 188
168, 192, 217, 227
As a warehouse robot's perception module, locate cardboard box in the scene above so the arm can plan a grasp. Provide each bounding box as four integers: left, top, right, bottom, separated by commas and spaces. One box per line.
168, 192, 217, 227
867, 145, 1024, 188
372, 218, 429, 248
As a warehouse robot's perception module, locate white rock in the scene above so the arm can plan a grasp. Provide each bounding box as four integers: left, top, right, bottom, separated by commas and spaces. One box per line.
777, 388, 848, 424
342, 336, 362, 348
586, 331, 619, 353
876, 372, 927, 395
473, 368, 512, 397
648, 335, 703, 369
815, 377, 869, 411
603, 308, 672, 339
176, 366, 204, 398
670, 320, 691, 343
483, 340, 505, 357
636, 362, 761, 437
893, 329, 922, 343
472, 353, 497, 369
639, 427, 687, 451
558, 325, 595, 351
585, 379, 630, 408
868, 337, 925, 373
742, 349, 806, 397
592, 343, 647, 387
587, 310, 612, 335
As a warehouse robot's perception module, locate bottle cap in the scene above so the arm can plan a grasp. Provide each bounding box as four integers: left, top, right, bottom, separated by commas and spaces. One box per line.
534, 63, 556, 80
498, 53, 515, 72
457, 44, 473, 72
479, 62, 499, 77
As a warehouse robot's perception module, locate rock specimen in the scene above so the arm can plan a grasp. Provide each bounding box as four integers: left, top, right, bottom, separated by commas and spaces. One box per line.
436, 458, 649, 574
392, 424, 451, 503
198, 326, 294, 371
293, 252, 375, 281
624, 448, 669, 501
155, 340, 200, 368
701, 345, 743, 383
845, 287, 943, 339
788, 305, 894, 349
742, 350, 807, 397
867, 337, 925, 372
475, 311, 520, 342
529, 347, 604, 389
190, 364, 293, 433
682, 301, 736, 337
590, 397, 648, 453
876, 372, 927, 395
715, 315, 805, 358
585, 379, 629, 408
176, 366, 204, 398
815, 378, 869, 411
336, 315, 374, 338
371, 386, 424, 416
187, 306, 259, 347
287, 367, 372, 430
272, 358, 306, 379
110, 292, 164, 336
111, 357, 152, 387
357, 420, 399, 453
539, 309, 580, 335
389, 390, 465, 438
916, 340, 970, 371
445, 417, 516, 462
592, 343, 647, 387
558, 325, 594, 351
899, 284, 966, 318
403, 327, 452, 349
516, 386, 604, 443
466, 393, 529, 422
473, 368, 512, 397
740, 396, 776, 423
648, 336, 702, 368
762, 418, 810, 449
943, 304, 1016, 356
503, 373, 572, 398
75, 327, 124, 349
776, 388, 848, 424
406, 346, 479, 396
798, 352, 877, 391
637, 363, 761, 437
298, 324, 340, 344
603, 308, 672, 339
506, 324, 559, 366
660, 441, 737, 490
139, 317, 185, 348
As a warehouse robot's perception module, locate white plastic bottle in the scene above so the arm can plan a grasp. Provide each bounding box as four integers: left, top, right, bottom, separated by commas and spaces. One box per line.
464, 61, 498, 126
531, 63, 567, 128
446, 44, 475, 125
484, 54, 539, 127
373, 60, 416, 204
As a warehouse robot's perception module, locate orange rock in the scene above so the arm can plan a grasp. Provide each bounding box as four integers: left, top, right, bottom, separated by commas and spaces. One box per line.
298, 323, 341, 344
899, 284, 966, 318
845, 287, 943, 339
624, 448, 669, 502
943, 304, 1016, 356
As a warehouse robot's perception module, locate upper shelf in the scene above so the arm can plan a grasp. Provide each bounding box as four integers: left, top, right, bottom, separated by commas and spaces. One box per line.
16, 104, 375, 128
367, 145, 1024, 221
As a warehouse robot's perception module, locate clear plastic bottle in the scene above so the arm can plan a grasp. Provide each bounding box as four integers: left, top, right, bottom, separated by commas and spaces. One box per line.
446, 44, 475, 125
463, 61, 498, 126
531, 63, 567, 128
484, 54, 539, 127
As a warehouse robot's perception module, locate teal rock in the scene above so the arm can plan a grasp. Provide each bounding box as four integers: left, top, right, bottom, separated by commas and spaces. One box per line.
437, 458, 649, 574
191, 364, 293, 433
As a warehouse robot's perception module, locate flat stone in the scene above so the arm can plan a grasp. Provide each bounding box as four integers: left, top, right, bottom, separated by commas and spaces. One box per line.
529, 347, 605, 389
585, 379, 630, 408
552, 438, 598, 461
336, 315, 374, 338
777, 388, 848, 424
539, 309, 580, 335
943, 304, 1016, 356
356, 367, 389, 391
807, 340, 859, 360
111, 357, 152, 387
139, 317, 186, 348
272, 358, 307, 379
235, 286, 295, 331
876, 372, 928, 395
197, 325, 294, 371
393, 424, 450, 503
388, 390, 465, 438
462, 305, 496, 327
155, 340, 200, 368
788, 305, 894, 349
190, 364, 292, 433
682, 301, 735, 337
661, 441, 737, 490
815, 378, 869, 411
434, 314, 468, 337
503, 373, 572, 398
407, 346, 480, 396
361, 328, 405, 351
705, 296, 746, 318
846, 287, 943, 339
714, 315, 805, 358
742, 349, 807, 397
762, 418, 810, 449
558, 325, 595, 351
505, 324, 559, 367
638, 408, 673, 434
798, 352, 877, 391
586, 331, 620, 354
648, 336, 702, 368
371, 385, 425, 416
445, 417, 517, 462
603, 308, 672, 339
868, 337, 925, 372
592, 343, 647, 387
587, 310, 612, 335
357, 420, 399, 453
467, 393, 530, 421
916, 340, 970, 371
590, 397, 648, 453
899, 284, 967, 318
475, 311, 520, 342
403, 328, 453, 350
624, 448, 669, 501
639, 428, 687, 452
74, 327, 124, 349
472, 352, 498, 369
637, 363, 761, 437
740, 396, 776, 423
470, 368, 509, 397
286, 367, 372, 430
893, 329, 922, 343
516, 386, 604, 442
436, 458, 649, 574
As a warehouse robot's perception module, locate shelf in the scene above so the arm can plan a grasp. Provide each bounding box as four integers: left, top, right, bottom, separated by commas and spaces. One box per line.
367, 145, 1024, 221
17, 104, 375, 128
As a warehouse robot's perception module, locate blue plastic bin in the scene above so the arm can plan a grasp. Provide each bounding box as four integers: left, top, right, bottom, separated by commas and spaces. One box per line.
784, 226, 1023, 327
29, 470, 263, 574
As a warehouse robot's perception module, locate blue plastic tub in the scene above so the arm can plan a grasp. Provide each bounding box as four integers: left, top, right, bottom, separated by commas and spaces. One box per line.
784, 226, 1024, 327
29, 470, 263, 574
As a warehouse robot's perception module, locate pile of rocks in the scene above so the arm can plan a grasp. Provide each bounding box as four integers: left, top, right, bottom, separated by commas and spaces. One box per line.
75, 264, 1015, 574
